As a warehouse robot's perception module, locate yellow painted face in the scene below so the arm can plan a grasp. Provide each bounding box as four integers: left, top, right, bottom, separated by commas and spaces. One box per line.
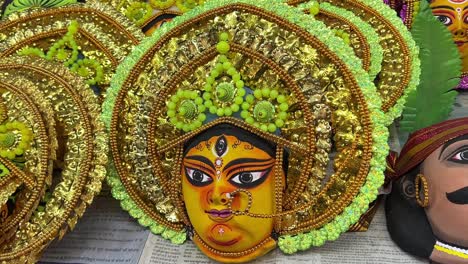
181, 134, 279, 262
430, 0, 468, 71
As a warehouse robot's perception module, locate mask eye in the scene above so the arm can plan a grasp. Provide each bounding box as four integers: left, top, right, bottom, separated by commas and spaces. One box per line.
435, 15, 452, 26
449, 148, 468, 164
185, 168, 213, 187
229, 169, 271, 189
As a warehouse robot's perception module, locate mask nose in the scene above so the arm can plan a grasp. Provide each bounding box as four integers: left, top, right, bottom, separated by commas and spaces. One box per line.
207, 189, 231, 205
454, 28, 466, 38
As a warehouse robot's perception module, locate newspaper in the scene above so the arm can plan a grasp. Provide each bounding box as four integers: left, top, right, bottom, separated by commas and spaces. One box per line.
39, 195, 149, 264
138, 206, 425, 264
39, 92, 467, 264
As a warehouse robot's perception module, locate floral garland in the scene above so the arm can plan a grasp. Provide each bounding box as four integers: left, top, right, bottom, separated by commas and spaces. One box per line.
103, 0, 389, 253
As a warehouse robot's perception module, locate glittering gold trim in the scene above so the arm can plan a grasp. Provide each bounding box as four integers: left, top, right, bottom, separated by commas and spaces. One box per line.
0, 56, 107, 262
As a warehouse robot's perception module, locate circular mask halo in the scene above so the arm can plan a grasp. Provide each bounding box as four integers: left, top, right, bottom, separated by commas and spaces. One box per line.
290, 0, 421, 125
104, 0, 389, 261
0, 2, 144, 100
298, 1, 384, 79
0, 56, 107, 263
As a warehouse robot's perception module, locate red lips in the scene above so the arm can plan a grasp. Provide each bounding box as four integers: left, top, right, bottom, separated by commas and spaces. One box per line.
206, 209, 232, 218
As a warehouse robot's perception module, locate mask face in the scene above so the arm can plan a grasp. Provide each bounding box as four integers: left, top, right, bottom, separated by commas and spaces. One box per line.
430, 0, 468, 72
182, 134, 280, 261
422, 136, 468, 247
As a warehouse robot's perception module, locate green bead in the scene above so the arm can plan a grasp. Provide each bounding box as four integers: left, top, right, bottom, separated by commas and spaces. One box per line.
215, 63, 224, 72
246, 94, 255, 104
260, 124, 268, 131
279, 103, 289, 111
198, 113, 206, 122
194, 97, 203, 105
203, 93, 211, 100
232, 74, 241, 82
236, 80, 244, 89
234, 96, 243, 105
204, 84, 212, 92
270, 90, 279, 99
167, 101, 176, 109
261, 88, 270, 97
209, 106, 217, 114
278, 112, 288, 120
238, 88, 246, 97
275, 119, 284, 128
210, 69, 220, 78
194, 120, 202, 128
277, 95, 286, 103
176, 89, 184, 97
206, 76, 215, 85
218, 55, 228, 63
182, 124, 190, 132
167, 110, 176, 117
253, 89, 262, 99
198, 105, 206, 112
240, 110, 249, 119
227, 67, 237, 76
241, 102, 250, 110
219, 32, 229, 41
190, 91, 198, 99
216, 41, 230, 54
176, 121, 183, 129
224, 108, 233, 116
216, 108, 225, 116
222, 61, 232, 70
246, 117, 254, 124
309, 5, 319, 16
268, 123, 277, 133
183, 90, 192, 98
230, 104, 240, 112
204, 100, 213, 107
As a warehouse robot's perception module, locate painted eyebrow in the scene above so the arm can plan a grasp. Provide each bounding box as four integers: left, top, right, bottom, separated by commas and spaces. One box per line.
223, 158, 273, 172
431, 5, 456, 11
439, 135, 468, 160
184, 155, 215, 170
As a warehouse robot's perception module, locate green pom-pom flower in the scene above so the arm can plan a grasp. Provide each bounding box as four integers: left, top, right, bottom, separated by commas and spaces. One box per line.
241, 88, 288, 132
278, 235, 299, 254
167, 89, 205, 132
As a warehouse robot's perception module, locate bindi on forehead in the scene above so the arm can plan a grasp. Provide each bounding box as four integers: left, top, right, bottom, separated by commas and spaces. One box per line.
215, 136, 228, 157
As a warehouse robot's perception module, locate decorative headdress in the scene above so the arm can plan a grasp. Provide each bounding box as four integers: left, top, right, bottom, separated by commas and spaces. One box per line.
103, 0, 420, 261
289, 0, 421, 125
0, 56, 107, 263
0, 1, 144, 99
383, 0, 467, 91
92, 0, 204, 35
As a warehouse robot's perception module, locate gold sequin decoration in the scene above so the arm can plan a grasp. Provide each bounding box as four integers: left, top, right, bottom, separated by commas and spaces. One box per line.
0, 2, 144, 101
0, 56, 107, 263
